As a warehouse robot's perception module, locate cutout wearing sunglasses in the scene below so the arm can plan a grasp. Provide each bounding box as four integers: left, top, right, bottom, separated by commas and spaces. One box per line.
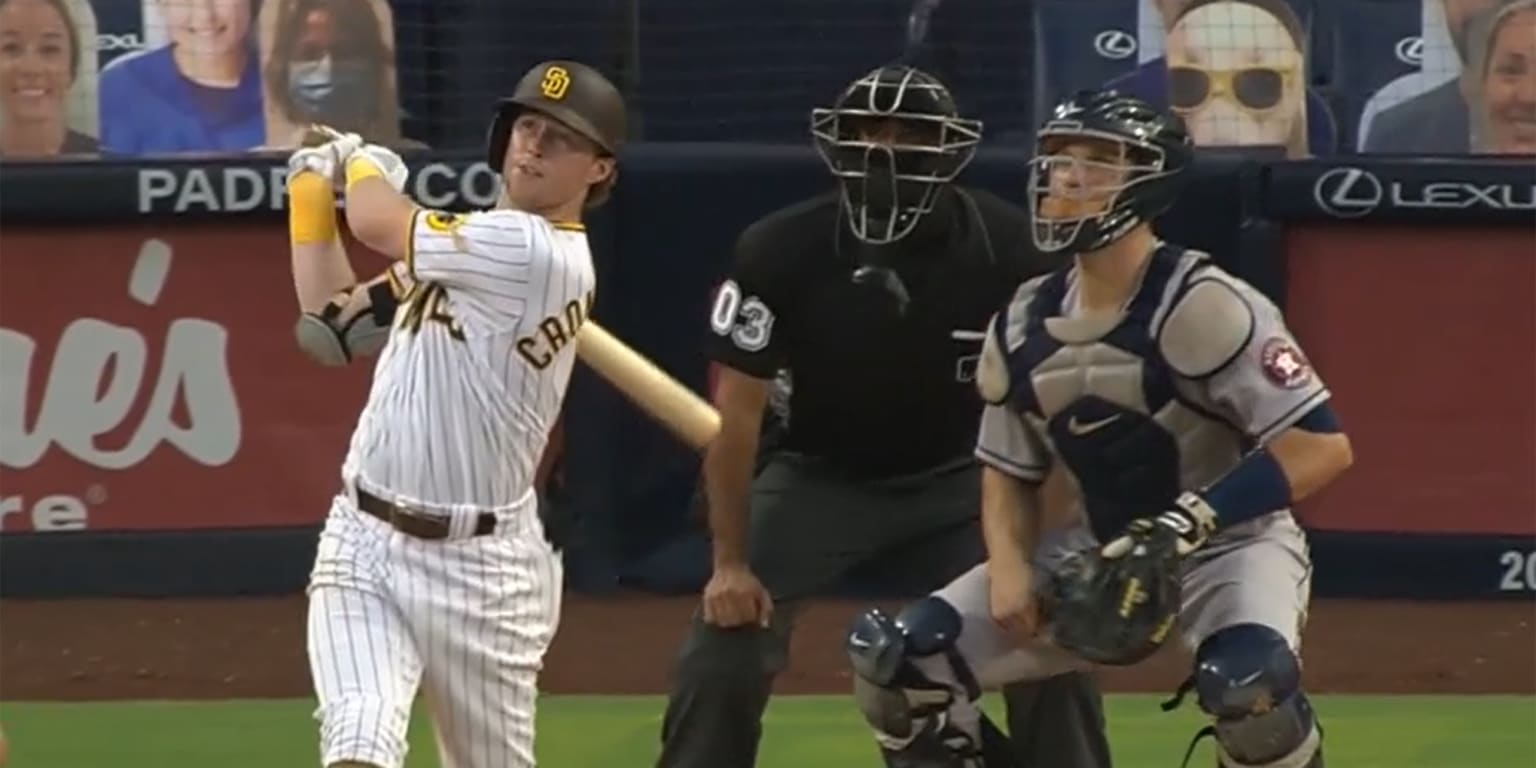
1164, 0, 1310, 157
1168, 64, 1296, 113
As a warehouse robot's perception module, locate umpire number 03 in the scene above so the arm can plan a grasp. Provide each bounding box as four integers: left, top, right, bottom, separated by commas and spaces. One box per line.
1498, 550, 1536, 592
710, 280, 774, 352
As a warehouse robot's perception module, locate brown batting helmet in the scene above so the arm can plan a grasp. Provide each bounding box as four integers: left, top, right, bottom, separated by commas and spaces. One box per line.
486, 60, 627, 167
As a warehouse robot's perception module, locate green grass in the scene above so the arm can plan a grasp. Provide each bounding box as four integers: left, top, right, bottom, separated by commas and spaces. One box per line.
3, 695, 1533, 767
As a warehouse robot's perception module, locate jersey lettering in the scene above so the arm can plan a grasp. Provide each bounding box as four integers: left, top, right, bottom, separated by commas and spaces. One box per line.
517, 290, 594, 370
398, 282, 465, 341
710, 279, 775, 352
343, 211, 595, 511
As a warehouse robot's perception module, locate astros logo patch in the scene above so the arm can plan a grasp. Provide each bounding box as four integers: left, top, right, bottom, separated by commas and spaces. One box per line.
1260, 337, 1312, 389
540, 66, 571, 100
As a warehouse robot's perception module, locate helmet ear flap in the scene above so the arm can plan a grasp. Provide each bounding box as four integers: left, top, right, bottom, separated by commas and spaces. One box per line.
486, 101, 517, 169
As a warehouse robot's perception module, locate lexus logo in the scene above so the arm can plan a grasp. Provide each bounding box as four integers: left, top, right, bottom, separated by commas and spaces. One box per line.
1094, 30, 1137, 60
1313, 167, 1384, 218
1395, 36, 1423, 65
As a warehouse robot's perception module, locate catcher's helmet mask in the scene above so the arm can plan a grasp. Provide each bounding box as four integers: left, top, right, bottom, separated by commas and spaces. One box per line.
812, 65, 982, 245
1028, 90, 1193, 254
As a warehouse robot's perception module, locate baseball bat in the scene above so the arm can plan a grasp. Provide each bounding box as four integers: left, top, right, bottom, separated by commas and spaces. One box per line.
576, 322, 721, 451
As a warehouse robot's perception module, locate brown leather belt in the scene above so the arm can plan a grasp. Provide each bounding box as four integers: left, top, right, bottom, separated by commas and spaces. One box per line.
355, 487, 496, 540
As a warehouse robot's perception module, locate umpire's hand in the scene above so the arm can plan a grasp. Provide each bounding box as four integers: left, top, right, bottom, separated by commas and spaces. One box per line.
703, 563, 773, 629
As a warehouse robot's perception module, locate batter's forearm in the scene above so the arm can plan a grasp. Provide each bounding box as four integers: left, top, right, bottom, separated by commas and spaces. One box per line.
703, 427, 760, 567
344, 164, 417, 260
292, 240, 358, 313
289, 172, 356, 311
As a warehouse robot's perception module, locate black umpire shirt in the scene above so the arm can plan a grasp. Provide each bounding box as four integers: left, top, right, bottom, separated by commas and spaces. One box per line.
706, 186, 1064, 478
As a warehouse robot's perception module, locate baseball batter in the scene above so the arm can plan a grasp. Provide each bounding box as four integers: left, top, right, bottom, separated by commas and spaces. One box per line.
842, 90, 1354, 768
284, 60, 628, 768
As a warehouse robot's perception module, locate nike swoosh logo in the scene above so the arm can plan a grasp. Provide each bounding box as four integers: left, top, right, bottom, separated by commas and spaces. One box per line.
1068, 415, 1120, 435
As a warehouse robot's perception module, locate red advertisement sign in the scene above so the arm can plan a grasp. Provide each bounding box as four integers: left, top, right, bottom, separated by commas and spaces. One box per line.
1, 225, 374, 532
2, 221, 1530, 538
1286, 225, 1536, 535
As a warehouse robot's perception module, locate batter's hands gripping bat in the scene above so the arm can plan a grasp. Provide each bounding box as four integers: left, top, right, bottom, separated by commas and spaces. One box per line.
312, 126, 721, 450
301, 123, 340, 147
575, 323, 721, 451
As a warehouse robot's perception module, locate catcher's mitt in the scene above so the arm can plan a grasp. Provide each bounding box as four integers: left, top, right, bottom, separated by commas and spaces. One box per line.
1044, 531, 1182, 666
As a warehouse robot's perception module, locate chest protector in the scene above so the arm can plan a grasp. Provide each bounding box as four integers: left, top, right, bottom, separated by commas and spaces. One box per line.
1004, 247, 1207, 543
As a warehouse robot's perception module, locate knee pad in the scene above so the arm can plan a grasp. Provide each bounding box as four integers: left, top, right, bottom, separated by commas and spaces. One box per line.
314, 694, 410, 768
847, 596, 980, 697
1194, 624, 1321, 767
846, 597, 1005, 768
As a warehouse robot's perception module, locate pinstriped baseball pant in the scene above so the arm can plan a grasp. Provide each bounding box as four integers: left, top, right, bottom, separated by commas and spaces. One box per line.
306, 493, 562, 768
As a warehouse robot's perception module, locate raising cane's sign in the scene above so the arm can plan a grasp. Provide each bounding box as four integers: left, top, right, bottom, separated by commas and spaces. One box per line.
0, 227, 374, 532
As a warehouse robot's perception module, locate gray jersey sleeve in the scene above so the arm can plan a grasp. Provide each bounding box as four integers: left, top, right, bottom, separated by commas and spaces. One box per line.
1159, 270, 1329, 444
975, 404, 1051, 482
973, 278, 1053, 481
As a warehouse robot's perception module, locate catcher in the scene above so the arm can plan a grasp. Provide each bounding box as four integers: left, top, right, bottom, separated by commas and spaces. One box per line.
841, 89, 1354, 768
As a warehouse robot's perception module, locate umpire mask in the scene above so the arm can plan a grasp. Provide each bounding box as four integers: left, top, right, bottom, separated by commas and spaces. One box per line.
812, 65, 982, 245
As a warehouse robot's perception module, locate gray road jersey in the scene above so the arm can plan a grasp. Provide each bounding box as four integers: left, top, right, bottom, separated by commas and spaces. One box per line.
974, 244, 1329, 541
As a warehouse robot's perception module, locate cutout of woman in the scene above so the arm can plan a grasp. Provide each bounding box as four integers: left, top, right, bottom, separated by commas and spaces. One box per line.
1465, 0, 1536, 154
98, 0, 265, 155
258, 0, 420, 148
0, 0, 97, 158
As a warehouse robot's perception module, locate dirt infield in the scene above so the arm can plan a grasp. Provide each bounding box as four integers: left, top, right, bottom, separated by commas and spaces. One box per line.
2, 595, 1532, 701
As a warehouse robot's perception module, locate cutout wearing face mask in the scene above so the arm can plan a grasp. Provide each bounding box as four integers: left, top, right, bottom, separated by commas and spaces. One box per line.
287, 55, 378, 124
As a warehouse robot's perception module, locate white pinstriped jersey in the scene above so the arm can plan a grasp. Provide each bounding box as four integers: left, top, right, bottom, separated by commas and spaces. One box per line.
340, 207, 595, 513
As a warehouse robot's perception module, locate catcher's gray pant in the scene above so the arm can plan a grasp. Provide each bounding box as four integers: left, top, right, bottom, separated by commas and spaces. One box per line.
655, 453, 1112, 768
911, 512, 1313, 753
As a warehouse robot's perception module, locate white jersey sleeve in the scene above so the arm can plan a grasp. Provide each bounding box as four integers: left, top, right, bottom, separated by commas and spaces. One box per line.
406, 208, 549, 319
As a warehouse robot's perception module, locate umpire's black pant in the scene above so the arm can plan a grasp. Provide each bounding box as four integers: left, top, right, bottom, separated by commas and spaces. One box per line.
655, 454, 1112, 768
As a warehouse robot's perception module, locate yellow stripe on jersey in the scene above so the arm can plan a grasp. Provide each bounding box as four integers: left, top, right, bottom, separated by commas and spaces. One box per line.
404, 208, 421, 278
551, 221, 585, 232
385, 260, 405, 299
